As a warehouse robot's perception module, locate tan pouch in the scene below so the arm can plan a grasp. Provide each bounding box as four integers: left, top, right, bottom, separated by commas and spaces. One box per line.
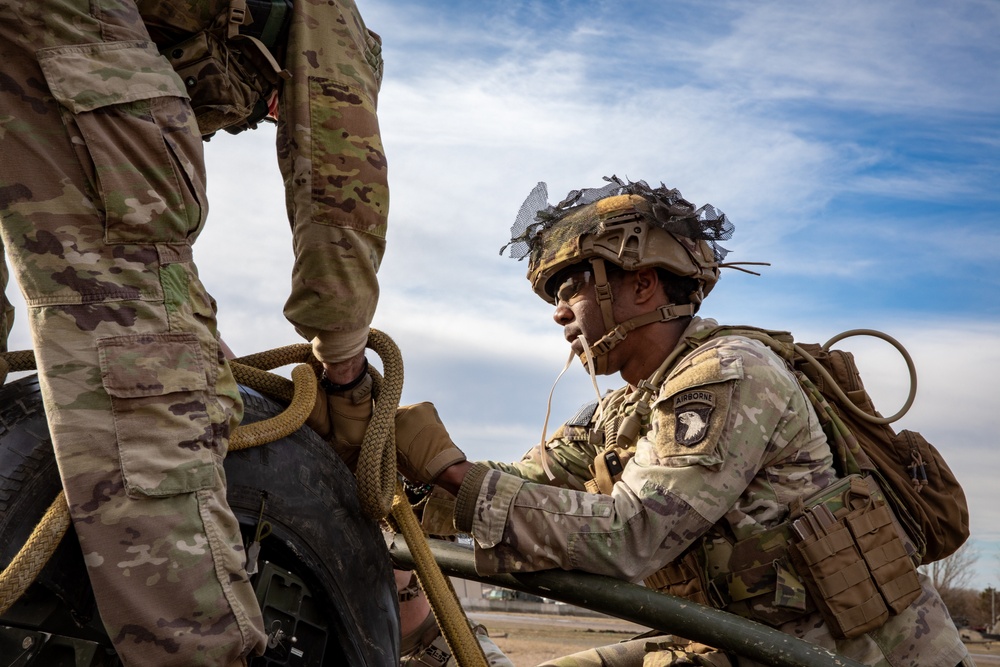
645, 549, 710, 607
789, 518, 888, 638
786, 474, 923, 638
846, 497, 922, 614
587, 446, 633, 495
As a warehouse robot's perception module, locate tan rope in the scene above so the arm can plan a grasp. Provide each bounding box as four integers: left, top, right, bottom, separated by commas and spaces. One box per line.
0, 349, 35, 387
230, 364, 318, 451
0, 349, 37, 373
232, 363, 295, 403
231, 343, 317, 403
357, 335, 486, 666
354, 329, 403, 521
233, 343, 316, 373
0, 492, 71, 615
391, 483, 488, 667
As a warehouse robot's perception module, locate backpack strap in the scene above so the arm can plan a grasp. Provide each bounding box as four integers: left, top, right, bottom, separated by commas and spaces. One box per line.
226, 0, 248, 39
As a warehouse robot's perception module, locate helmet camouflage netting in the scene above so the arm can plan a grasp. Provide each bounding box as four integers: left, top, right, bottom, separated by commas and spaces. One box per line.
500, 175, 735, 265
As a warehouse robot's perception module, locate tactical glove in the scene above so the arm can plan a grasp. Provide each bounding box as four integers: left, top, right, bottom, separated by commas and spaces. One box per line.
306, 373, 373, 472
308, 383, 466, 484
394, 402, 467, 485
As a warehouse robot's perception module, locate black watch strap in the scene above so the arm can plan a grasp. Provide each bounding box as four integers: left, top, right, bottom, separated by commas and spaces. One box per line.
319, 358, 369, 394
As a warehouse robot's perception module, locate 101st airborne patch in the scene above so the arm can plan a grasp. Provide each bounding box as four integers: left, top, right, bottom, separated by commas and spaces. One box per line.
673, 390, 715, 447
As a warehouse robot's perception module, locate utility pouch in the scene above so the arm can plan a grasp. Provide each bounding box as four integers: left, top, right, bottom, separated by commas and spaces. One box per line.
163, 21, 288, 136
644, 548, 711, 607
844, 480, 922, 614
703, 526, 812, 626
164, 30, 262, 135
787, 474, 920, 639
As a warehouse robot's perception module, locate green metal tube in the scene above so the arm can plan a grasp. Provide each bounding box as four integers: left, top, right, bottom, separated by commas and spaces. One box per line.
389, 535, 865, 667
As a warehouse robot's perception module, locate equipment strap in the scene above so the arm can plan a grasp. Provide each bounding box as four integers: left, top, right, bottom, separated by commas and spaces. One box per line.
227, 0, 248, 39
589, 303, 697, 358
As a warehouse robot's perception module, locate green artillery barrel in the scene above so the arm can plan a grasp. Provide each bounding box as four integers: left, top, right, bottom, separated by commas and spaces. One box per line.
389, 535, 864, 667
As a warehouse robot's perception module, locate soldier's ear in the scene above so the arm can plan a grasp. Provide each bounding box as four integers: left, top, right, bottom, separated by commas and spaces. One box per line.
632, 268, 660, 305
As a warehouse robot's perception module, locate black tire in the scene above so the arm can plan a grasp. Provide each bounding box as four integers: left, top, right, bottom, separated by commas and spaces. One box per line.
0, 375, 399, 666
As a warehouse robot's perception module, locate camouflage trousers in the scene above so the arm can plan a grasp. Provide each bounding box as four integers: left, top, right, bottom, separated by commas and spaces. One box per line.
0, 1, 267, 665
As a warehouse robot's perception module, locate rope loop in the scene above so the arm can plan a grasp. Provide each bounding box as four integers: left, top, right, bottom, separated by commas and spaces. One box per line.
354, 329, 403, 521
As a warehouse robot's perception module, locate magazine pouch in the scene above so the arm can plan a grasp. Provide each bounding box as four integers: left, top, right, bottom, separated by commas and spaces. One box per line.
787, 474, 920, 639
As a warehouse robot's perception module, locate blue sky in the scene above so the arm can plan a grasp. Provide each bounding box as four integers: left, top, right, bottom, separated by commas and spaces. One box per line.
7, 0, 997, 589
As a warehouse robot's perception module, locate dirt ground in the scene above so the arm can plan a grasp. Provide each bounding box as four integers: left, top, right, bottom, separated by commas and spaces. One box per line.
469, 611, 1000, 667
468, 612, 645, 666
968, 642, 1000, 664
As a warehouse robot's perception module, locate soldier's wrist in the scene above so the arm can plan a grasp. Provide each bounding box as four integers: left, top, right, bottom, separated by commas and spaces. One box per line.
320, 358, 368, 393
453, 463, 491, 534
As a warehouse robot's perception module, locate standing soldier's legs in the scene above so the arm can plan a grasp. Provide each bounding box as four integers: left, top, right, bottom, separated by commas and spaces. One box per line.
0, 1, 266, 665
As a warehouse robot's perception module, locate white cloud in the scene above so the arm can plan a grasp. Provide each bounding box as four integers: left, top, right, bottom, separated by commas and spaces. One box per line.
692, 1, 1000, 114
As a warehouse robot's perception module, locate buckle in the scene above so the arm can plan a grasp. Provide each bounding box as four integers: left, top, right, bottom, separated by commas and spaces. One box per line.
229, 5, 247, 26
658, 303, 695, 321
707, 576, 732, 608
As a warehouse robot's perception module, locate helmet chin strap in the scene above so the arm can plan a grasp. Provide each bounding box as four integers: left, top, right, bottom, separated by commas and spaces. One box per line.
580, 258, 617, 375
579, 257, 696, 374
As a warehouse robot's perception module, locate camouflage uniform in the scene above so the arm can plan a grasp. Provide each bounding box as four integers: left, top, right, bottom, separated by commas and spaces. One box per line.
455, 317, 969, 667
0, 246, 12, 351
0, 0, 386, 665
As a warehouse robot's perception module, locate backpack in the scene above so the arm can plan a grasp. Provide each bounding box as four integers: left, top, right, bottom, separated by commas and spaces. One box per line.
161, 0, 291, 136
697, 326, 970, 565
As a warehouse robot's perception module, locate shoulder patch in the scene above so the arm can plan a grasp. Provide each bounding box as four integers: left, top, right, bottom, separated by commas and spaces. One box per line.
651, 346, 741, 467
672, 389, 715, 446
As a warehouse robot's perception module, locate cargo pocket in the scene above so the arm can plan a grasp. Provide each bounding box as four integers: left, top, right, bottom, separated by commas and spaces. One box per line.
37, 40, 207, 245
98, 332, 218, 498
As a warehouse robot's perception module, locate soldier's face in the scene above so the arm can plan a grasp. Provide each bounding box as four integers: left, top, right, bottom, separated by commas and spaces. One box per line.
552, 268, 618, 364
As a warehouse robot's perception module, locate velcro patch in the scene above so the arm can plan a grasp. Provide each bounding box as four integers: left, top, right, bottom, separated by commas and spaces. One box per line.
567, 398, 600, 427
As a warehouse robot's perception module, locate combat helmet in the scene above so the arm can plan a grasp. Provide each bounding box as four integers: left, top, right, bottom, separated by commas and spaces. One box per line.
502, 176, 755, 372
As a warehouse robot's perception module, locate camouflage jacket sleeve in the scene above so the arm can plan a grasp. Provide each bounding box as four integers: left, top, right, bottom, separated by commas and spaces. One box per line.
277, 0, 388, 364
461, 335, 834, 582
484, 391, 627, 487
485, 424, 601, 490
418, 419, 602, 536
